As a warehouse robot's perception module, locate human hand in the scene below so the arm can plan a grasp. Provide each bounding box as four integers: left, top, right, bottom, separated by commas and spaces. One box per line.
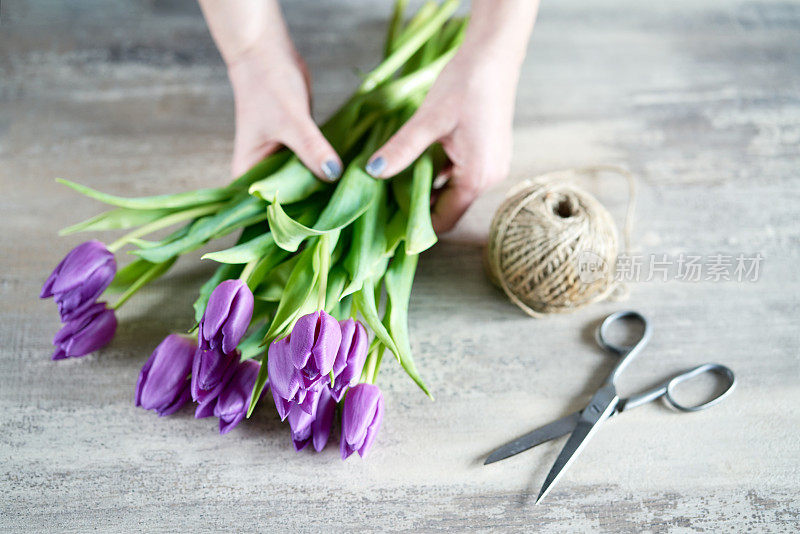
365, 48, 521, 232
227, 44, 342, 181
199, 0, 341, 181
365, 0, 538, 232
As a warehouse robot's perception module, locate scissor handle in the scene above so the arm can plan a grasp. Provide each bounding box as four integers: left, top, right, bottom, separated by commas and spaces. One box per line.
595, 310, 653, 385
619, 363, 736, 413
665, 363, 736, 412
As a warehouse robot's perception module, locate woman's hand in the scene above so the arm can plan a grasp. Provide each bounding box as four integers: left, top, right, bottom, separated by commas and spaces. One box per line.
199, 0, 341, 181
366, 0, 539, 232
227, 45, 341, 180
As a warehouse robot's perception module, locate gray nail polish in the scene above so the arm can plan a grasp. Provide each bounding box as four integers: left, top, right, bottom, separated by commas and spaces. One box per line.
321, 160, 341, 181
365, 156, 386, 177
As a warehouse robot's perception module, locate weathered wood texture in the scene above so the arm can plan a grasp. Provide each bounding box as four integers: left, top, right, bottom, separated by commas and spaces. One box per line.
1, 0, 798, 532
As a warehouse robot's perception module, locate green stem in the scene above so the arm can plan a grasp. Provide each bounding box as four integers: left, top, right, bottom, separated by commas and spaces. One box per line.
363, 344, 386, 384
107, 202, 224, 252
391, 1, 439, 54
111, 258, 175, 310
239, 259, 258, 285
316, 235, 330, 310
357, 0, 459, 94
384, 0, 409, 58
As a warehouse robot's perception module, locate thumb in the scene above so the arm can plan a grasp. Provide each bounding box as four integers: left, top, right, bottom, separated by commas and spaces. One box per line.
282, 117, 343, 182
365, 110, 451, 179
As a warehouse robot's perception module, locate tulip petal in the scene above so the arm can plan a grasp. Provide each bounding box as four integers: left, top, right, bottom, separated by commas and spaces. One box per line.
214, 360, 260, 434
220, 285, 254, 354
312, 387, 336, 452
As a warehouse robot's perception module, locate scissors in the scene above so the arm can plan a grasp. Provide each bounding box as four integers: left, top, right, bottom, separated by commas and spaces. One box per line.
484, 310, 736, 504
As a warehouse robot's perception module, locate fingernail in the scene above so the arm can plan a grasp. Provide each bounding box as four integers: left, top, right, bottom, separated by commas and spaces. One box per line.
321, 160, 342, 181
365, 156, 386, 178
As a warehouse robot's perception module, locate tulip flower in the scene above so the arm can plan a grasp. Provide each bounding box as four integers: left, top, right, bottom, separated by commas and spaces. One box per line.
331, 319, 369, 401
340, 383, 384, 459
214, 359, 261, 434
51, 302, 117, 360
191, 346, 238, 408
134, 334, 195, 416
199, 279, 254, 354
287, 386, 336, 452
289, 310, 342, 388
268, 337, 319, 419
41, 240, 116, 321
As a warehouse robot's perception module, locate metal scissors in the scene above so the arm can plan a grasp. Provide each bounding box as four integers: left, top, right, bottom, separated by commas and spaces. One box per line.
484, 310, 736, 504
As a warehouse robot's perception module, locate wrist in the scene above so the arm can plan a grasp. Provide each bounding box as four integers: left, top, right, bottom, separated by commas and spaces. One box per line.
461, 0, 539, 67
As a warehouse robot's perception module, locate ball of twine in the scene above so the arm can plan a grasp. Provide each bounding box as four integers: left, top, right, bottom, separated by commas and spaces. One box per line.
486, 166, 635, 317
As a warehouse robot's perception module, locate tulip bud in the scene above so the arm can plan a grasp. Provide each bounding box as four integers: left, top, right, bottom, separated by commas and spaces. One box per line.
289, 310, 342, 388
268, 337, 318, 420
199, 279, 254, 354
340, 383, 384, 459
51, 302, 117, 360
190, 347, 238, 408
331, 319, 368, 401
41, 240, 116, 321
287, 386, 336, 452
134, 334, 195, 416
214, 359, 261, 434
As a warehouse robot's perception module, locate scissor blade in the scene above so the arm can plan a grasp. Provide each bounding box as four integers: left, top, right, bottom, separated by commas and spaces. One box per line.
536, 385, 619, 504
484, 412, 581, 465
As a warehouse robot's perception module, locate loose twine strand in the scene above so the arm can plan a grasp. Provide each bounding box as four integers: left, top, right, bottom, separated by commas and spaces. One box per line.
486, 165, 637, 318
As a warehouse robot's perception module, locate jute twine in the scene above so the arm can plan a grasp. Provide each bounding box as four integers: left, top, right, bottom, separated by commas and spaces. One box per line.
485, 165, 636, 317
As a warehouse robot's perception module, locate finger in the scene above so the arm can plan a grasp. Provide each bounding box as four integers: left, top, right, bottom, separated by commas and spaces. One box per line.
282, 117, 343, 182
430, 182, 479, 233
365, 110, 452, 179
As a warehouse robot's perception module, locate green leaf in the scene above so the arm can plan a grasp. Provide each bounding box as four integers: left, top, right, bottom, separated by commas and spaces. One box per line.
59, 207, 175, 235
383, 245, 431, 397
342, 181, 390, 298
391, 169, 413, 215
238, 322, 271, 361
354, 280, 399, 366
267, 159, 380, 252
253, 256, 299, 302
56, 178, 230, 210
325, 264, 349, 313
202, 233, 277, 264
329, 293, 353, 320
193, 263, 242, 323
248, 157, 328, 204
227, 150, 292, 191
134, 196, 265, 263
385, 208, 408, 255
405, 151, 438, 254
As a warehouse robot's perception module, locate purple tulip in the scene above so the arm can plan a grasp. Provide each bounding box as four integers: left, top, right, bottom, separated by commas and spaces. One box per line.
340, 383, 384, 459
289, 310, 341, 389
134, 334, 195, 416
213, 359, 261, 434
191, 347, 238, 410
331, 319, 368, 401
41, 240, 116, 321
51, 302, 117, 360
287, 386, 336, 452
268, 337, 319, 420
199, 279, 254, 354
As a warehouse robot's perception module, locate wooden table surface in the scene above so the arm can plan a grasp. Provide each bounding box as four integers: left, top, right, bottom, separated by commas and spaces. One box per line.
2, 0, 798, 531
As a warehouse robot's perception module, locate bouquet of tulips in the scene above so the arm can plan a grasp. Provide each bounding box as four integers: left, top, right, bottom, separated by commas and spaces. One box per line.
40, 0, 464, 458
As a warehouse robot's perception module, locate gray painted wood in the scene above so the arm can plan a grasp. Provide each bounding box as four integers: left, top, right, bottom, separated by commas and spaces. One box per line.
1, 0, 798, 531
